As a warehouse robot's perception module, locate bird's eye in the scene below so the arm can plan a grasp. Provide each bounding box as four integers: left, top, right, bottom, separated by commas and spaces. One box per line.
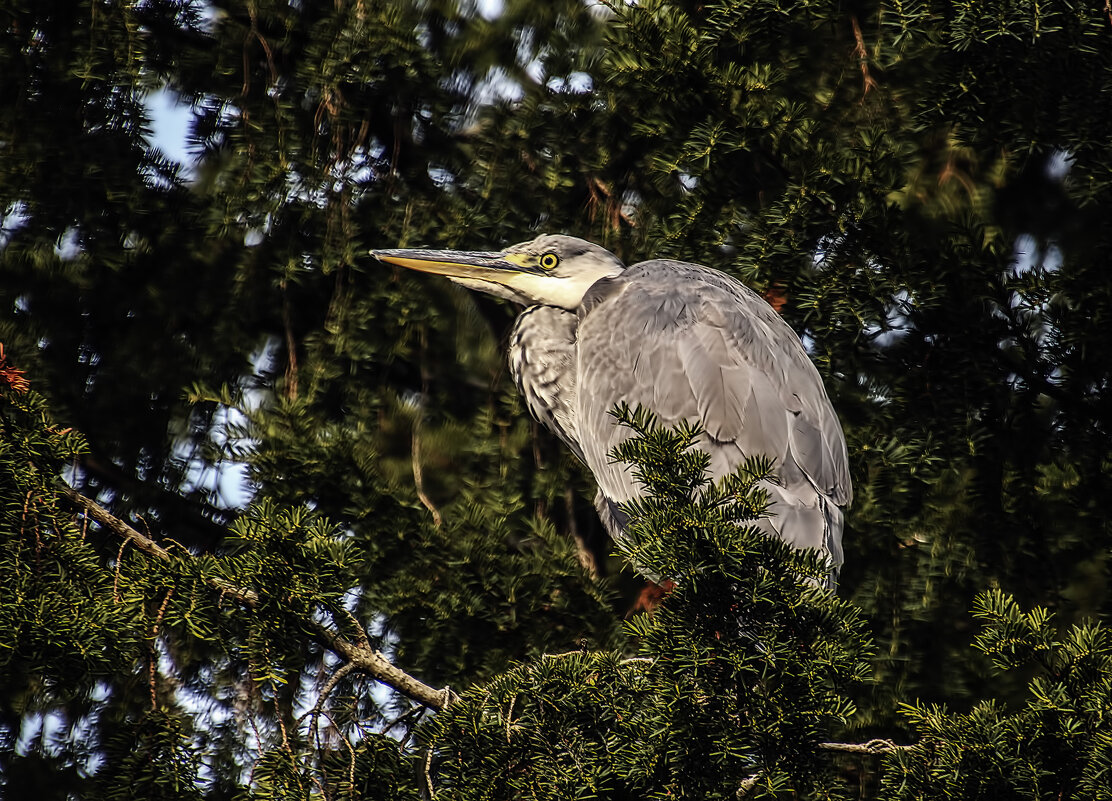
539, 252, 559, 270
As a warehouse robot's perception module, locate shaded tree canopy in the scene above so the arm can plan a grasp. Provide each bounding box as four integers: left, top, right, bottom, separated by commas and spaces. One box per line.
2, 1, 1111, 798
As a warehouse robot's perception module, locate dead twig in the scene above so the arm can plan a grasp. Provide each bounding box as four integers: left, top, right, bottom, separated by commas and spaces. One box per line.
412, 328, 442, 527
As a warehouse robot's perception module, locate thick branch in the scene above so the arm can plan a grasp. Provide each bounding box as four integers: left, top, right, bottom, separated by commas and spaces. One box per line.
311, 621, 457, 710
59, 484, 455, 710
79, 452, 234, 549
59, 485, 172, 561
819, 738, 915, 755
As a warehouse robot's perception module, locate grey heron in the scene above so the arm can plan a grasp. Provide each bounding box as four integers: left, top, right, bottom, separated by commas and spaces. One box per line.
372, 234, 851, 586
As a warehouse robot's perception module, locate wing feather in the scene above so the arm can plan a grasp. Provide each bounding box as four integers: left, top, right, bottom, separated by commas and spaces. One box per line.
574, 260, 851, 578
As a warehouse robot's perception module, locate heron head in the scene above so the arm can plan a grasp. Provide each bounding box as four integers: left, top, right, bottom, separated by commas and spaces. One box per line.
371, 234, 625, 310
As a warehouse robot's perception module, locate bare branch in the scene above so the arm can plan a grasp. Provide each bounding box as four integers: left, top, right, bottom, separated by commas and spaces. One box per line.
311, 620, 457, 710
819, 738, 915, 755
60, 485, 172, 561
59, 484, 457, 711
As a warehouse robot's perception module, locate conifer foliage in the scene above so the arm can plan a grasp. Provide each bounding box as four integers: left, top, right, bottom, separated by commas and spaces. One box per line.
2, 0, 1112, 798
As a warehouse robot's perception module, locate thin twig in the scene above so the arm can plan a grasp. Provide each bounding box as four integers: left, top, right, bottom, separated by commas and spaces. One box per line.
317, 708, 358, 798
301, 661, 357, 738
411, 408, 442, 527
851, 16, 879, 96
412, 328, 442, 527
504, 694, 517, 743
113, 537, 129, 603
282, 281, 299, 400
423, 744, 437, 799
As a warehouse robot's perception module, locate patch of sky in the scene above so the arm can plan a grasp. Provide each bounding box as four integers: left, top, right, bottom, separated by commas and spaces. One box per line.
1009, 232, 1061, 278
15, 682, 111, 774
1046, 150, 1073, 182
862, 289, 915, 349
340, 146, 379, 187
144, 87, 197, 172
173, 339, 277, 512
54, 225, 83, 260
0, 202, 28, 251
428, 164, 456, 187
546, 71, 594, 94
476, 0, 505, 19
473, 65, 526, 105
525, 54, 546, 84
810, 233, 842, 269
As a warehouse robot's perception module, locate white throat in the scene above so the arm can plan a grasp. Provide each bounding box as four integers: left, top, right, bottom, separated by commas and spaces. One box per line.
502, 268, 621, 310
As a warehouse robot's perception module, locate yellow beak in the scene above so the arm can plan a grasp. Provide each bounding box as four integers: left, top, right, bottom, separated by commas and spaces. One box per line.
371, 248, 537, 282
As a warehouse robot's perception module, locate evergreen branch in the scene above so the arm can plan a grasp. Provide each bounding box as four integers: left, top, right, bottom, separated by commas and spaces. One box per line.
59, 484, 458, 711
59, 484, 173, 562
60, 484, 259, 604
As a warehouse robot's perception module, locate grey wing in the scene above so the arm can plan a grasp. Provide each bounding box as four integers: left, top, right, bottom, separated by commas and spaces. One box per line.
575, 261, 850, 576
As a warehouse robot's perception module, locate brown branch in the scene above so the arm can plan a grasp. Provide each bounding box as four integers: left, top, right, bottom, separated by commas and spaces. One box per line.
310, 619, 457, 710
413, 328, 442, 527
78, 451, 234, 550
411, 409, 442, 528
282, 282, 299, 400
302, 661, 357, 738
59, 484, 458, 711
819, 738, 915, 755
851, 16, 879, 97
60, 485, 172, 561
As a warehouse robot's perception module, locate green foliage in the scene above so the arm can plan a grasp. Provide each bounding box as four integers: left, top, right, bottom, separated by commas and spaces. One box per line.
0, 383, 141, 694
91, 711, 204, 801
882, 591, 1112, 800
427, 410, 871, 799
